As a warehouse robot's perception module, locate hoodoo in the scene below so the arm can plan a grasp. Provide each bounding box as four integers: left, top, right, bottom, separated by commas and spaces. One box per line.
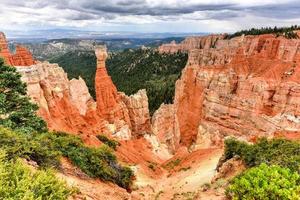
0, 32, 35, 66
94, 46, 130, 124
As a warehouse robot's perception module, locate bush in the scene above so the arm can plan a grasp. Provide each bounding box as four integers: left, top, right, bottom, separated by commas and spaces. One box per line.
38, 132, 134, 190
0, 127, 134, 190
224, 138, 300, 172
0, 126, 60, 168
0, 150, 72, 200
226, 163, 300, 200
96, 134, 120, 150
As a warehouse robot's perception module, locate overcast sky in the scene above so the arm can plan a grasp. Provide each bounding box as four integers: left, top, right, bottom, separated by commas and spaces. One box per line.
1, 0, 300, 33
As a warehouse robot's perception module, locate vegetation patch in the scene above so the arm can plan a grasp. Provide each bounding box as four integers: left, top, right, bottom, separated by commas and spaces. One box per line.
179, 166, 191, 172
163, 158, 181, 170
0, 58, 47, 133
224, 138, 300, 199
225, 25, 300, 39
96, 134, 120, 150
0, 150, 73, 200
224, 138, 300, 172
38, 132, 133, 190
226, 163, 300, 200
147, 161, 158, 171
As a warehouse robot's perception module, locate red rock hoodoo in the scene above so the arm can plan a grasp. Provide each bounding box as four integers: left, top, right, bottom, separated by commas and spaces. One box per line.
94, 46, 131, 124
0, 32, 35, 66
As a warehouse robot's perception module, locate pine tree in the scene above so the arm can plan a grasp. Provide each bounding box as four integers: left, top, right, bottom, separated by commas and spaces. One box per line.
0, 58, 47, 132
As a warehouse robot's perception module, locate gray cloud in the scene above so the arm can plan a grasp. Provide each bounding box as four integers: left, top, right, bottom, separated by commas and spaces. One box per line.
1, 0, 300, 33
2, 0, 299, 20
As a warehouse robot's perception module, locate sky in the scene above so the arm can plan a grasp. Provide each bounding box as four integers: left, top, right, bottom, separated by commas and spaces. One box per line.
1, 0, 300, 34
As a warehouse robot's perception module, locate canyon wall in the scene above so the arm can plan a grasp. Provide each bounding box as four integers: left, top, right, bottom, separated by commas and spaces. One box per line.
154, 33, 300, 149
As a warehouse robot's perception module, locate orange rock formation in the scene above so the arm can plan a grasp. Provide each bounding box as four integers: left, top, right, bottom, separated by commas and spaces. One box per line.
0, 32, 35, 66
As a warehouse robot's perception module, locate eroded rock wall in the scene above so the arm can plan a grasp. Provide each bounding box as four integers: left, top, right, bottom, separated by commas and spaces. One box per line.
155, 34, 300, 149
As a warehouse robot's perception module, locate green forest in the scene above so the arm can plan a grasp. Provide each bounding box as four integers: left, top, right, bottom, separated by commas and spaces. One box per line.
225, 25, 300, 39
107, 48, 188, 114
50, 48, 188, 114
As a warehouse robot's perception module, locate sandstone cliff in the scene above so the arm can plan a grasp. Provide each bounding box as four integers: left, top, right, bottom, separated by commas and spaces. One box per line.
158, 34, 225, 54
155, 33, 300, 149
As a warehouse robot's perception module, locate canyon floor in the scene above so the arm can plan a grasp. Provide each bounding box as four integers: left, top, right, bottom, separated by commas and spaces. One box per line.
132, 148, 223, 200
57, 148, 223, 200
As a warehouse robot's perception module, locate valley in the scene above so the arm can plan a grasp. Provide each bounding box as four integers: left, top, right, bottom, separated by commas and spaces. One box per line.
1, 27, 300, 200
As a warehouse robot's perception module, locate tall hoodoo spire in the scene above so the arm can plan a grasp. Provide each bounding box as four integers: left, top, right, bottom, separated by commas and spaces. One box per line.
95, 45, 108, 69
95, 46, 129, 122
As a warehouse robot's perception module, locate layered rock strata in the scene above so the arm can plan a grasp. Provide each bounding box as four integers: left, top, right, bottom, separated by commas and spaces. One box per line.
158, 34, 225, 54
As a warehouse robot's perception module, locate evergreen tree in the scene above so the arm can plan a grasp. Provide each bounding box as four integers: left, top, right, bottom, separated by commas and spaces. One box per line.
0, 58, 47, 132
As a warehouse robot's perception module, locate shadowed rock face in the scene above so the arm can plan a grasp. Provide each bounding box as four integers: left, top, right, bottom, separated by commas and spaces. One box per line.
154, 33, 300, 148
0, 32, 35, 66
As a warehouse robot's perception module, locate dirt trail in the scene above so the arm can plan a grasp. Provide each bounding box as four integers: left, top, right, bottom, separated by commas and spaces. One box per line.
132, 148, 223, 200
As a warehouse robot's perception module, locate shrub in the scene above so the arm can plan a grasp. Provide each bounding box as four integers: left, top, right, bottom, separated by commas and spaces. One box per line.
0, 150, 72, 200
0, 126, 60, 168
38, 132, 134, 190
163, 158, 181, 170
96, 134, 120, 150
224, 138, 300, 172
226, 163, 300, 200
